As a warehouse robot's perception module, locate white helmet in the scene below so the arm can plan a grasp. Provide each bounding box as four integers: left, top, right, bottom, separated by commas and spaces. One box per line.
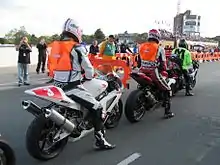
63, 18, 83, 43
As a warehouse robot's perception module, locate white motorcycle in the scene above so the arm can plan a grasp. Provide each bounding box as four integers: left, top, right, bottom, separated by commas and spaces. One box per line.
22, 72, 123, 160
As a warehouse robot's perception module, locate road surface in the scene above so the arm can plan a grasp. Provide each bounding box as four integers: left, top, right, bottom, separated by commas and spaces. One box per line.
1, 62, 220, 165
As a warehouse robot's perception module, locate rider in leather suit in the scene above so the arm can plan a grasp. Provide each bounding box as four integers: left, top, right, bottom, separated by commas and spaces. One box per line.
138, 29, 175, 119
53, 18, 115, 150
172, 39, 194, 96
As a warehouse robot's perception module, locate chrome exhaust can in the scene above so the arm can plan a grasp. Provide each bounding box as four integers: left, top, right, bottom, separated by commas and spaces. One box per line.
45, 109, 76, 133
22, 100, 42, 117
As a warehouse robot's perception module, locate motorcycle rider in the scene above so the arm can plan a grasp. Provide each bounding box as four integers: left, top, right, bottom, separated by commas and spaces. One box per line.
172, 39, 194, 96
52, 18, 115, 150
138, 29, 174, 119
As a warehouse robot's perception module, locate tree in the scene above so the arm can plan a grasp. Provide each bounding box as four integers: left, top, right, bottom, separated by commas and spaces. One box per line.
2, 26, 106, 45
51, 34, 60, 41
0, 38, 6, 44
29, 34, 38, 45
82, 35, 94, 44
94, 28, 105, 42
4, 26, 29, 44
4, 28, 18, 44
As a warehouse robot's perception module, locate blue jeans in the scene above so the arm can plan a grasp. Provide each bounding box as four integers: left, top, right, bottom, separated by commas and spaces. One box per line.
18, 63, 29, 84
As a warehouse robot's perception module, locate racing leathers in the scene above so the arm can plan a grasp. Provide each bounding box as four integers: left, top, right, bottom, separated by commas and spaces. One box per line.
172, 47, 194, 96
53, 37, 115, 149
138, 42, 174, 118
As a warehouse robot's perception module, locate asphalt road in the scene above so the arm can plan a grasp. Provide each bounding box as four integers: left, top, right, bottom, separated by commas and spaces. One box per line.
1, 62, 220, 165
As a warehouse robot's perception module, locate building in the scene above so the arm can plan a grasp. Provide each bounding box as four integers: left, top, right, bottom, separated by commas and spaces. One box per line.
117, 31, 137, 44
173, 10, 201, 37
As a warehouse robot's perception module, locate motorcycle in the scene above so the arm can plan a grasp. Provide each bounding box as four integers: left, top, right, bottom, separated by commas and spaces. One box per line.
0, 135, 16, 165
167, 54, 199, 95
21, 71, 123, 160
125, 71, 176, 123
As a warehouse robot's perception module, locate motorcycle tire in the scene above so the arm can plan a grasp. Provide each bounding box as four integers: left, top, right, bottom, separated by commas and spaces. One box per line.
125, 89, 146, 123
26, 115, 68, 161
191, 78, 196, 89
104, 99, 123, 129
0, 139, 16, 165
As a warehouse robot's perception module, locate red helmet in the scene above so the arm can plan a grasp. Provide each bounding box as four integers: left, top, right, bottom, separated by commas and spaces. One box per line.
148, 29, 161, 42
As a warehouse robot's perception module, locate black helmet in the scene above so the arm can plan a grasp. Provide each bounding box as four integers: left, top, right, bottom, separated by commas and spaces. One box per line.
178, 39, 188, 49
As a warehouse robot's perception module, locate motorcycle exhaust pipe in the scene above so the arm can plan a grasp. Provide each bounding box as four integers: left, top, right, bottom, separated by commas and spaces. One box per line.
22, 100, 42, 117
45, 109, 76, 133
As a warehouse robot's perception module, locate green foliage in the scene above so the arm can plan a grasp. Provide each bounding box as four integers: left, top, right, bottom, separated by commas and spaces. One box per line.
3, 26, 105, 45
3, 26, 220, 46
94, 28, 105, 42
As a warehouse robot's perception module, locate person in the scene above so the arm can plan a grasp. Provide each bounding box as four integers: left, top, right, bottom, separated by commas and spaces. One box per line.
138, 29, 174, 119
114, 38, 120, 53
98, 35, 116, 74
172, 39, 194, 96
36, 38, 47, 74
120, 41, 133, 54
16, 37, 32, 86
51, 18, 115, 150
133, 42, 138, 54
99, 35, 116, 59
89, 40, 99, 55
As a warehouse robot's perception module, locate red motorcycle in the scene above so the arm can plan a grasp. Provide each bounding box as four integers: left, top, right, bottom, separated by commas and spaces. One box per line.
124, 71, 176, 123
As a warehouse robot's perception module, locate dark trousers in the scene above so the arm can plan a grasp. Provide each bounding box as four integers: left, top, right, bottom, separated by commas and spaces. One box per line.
36, 54, 46, 72
182, 70, 191, 92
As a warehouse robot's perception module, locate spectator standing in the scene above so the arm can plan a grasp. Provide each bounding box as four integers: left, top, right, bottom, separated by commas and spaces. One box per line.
36, 38, 47, 74
133, 42, 138, 54
120, 41, 133, 54
16, 37, 32, 86
89, 40, 99, 55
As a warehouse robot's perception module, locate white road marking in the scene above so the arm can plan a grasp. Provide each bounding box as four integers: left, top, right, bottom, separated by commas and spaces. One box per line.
69, 128, 94, 142
196, 141, 217, 162
117, 153, 141, 165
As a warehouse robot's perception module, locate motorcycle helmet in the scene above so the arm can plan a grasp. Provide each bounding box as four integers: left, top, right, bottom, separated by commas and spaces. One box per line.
148, 29, 161, 44
62, 18, 83, 43
178, 39, 188, 49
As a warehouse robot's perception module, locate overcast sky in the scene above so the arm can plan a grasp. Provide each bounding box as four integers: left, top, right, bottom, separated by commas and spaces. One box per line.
0, 0, 219, 37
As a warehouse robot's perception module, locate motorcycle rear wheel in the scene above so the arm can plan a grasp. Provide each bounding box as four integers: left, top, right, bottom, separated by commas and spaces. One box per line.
125, 89, 146, 123
26, 115, 68, 161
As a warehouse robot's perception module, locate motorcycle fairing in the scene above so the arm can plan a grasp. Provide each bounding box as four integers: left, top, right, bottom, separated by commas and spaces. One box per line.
24, 86, 74, 104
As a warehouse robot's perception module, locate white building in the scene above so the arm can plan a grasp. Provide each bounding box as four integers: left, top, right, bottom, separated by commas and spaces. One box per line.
182, 10, 201, 37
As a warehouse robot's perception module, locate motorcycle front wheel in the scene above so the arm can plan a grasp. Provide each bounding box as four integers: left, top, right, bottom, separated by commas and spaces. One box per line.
26, 115, 68, 161
191, 78, 196, 88
104, 99, 123, 129
125, 89, 146, 123
0, 139, 16, 165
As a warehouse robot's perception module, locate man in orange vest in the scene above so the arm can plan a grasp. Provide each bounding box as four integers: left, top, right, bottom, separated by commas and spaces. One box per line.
52, 18, 115, 150
138, 29, 174, 119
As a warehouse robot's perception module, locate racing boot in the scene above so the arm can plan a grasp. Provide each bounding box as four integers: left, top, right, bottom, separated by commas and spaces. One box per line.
94, 130, 116, 150
163, 92, 174, 119
92, 107, 116, 150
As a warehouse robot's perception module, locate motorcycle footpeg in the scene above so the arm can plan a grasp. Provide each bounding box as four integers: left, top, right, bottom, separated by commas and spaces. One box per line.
70, 127, 82, 138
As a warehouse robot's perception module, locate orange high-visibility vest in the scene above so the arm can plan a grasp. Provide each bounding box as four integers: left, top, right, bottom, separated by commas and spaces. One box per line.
139, 42, 159, 62
48, 41, 78, 72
